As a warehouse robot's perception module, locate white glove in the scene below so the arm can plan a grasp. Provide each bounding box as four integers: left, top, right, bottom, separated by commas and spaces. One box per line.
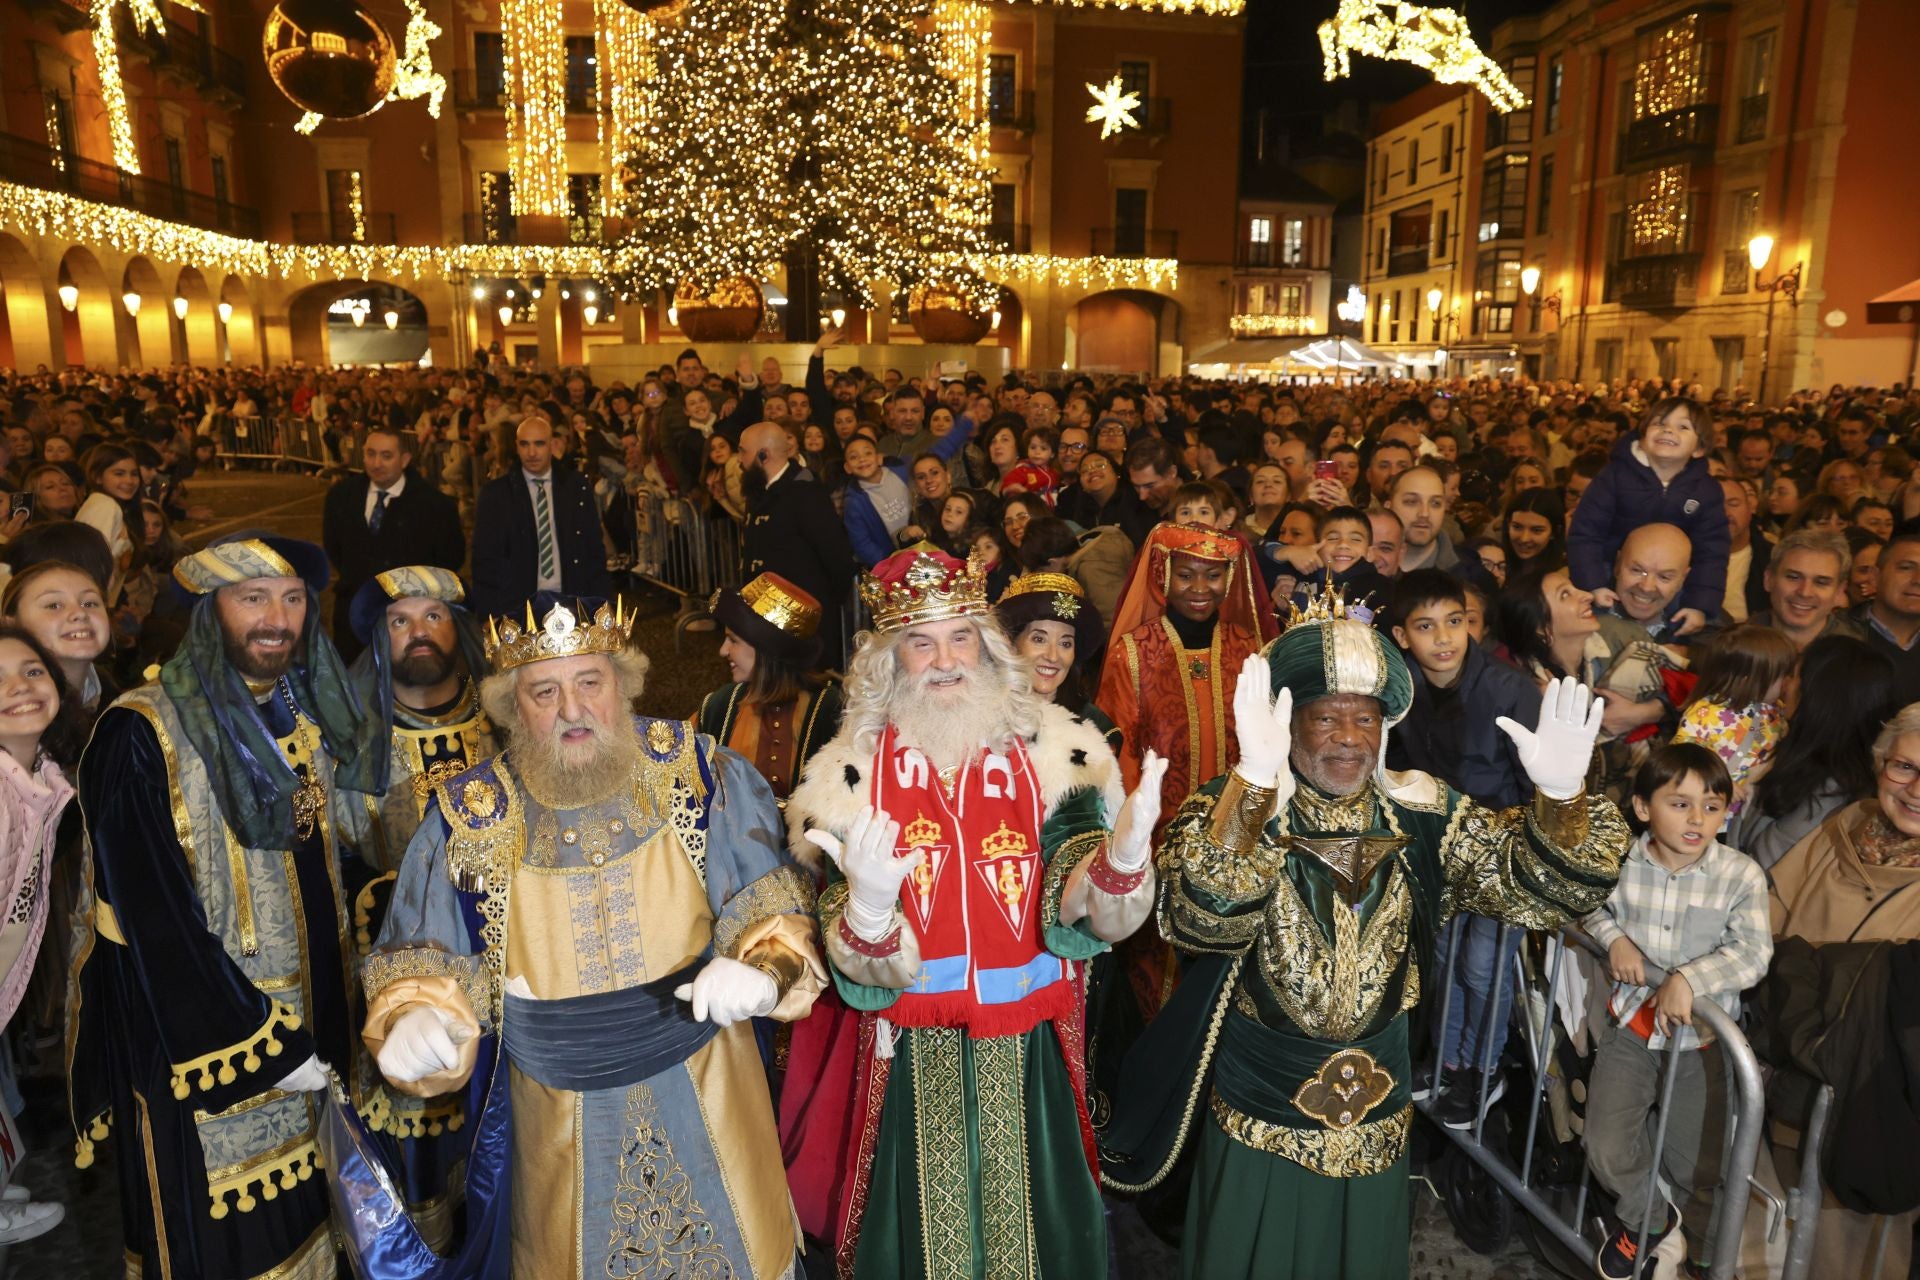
1110, 749, 1170, 874
674, 956, 779, 1027
375, 1006, 466, 1085
1231, 653, 1297, 807
804, 806, 923, 943
274, 1054, 328, 1094
1496, 676, 1605, 800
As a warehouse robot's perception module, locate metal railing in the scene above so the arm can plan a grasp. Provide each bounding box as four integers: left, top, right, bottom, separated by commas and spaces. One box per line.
452, 69, 506, 110
1419, 923, 1846, 1280
987, 89, 1035, 131
1090, 227, 1179, 259
1736, 94, 1769, 144
986, 222, 1031, 253
1622, 103, 1721, 171
0, 131, 261, 237
203, 415, 342, 472
609, 489, 744, 650
290, 211, 399, 245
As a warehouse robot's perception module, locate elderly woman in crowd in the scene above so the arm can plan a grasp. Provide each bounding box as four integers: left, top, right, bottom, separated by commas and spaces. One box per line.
1761, 700, 1920, 1280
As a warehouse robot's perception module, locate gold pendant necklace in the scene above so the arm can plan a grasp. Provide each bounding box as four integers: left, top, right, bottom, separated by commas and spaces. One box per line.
279, 682, 327, 843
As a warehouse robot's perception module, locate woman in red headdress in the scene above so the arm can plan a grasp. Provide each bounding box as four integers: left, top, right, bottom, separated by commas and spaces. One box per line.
1094, 523, 1276, 1018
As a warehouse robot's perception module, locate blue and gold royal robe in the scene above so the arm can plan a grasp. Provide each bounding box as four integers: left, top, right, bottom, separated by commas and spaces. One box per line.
363, 715, 825, 1278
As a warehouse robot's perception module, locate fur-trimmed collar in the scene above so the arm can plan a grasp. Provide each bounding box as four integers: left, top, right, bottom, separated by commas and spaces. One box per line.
785, 700, 1125, 869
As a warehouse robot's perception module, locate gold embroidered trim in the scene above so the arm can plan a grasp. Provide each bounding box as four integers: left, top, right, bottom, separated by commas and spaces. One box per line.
1159, 877, 1264, 954
1209, 1093, 1410, 1177
605, 1081, 732, 1275
1164, 792, 1284, 904
361, 944, 490, 1022
136, 1092, 173, 1277
1257, 862, 1411, 1041
1289, 782, 1376, 833
912, 1027, 974, 1280
713, 863, 816, 958
1044, 829, 1105, 931
436, 771, 523, 1019
976, 1034, 1036, 1279
359, 1086, 465, 1138
1207, 771, 1278, 856
206, 1133, 320, 1220
1100, 953, 1247, 1195
122, 699, 197, 881
168, 1001, 302, 1101
244, 1220, 334, 1279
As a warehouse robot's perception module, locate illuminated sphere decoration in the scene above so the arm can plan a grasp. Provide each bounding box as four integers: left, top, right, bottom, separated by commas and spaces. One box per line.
672, 277, 764, 342
263, 0, 398, 122
908, 283, 992, 345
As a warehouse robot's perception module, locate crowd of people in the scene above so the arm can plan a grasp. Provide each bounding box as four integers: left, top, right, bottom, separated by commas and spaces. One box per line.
0, 344, 1916, 1280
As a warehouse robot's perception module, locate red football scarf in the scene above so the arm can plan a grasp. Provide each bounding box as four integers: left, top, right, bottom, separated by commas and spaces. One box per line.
868, 725, 1073, 1038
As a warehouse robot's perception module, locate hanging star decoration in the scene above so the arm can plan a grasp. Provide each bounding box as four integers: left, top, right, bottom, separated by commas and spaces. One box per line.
1317, 0, 1527, 113
294, 0, 447, 135
1084, 74, 1142, 139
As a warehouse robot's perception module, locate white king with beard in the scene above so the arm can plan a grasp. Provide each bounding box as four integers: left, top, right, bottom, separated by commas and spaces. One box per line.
364, 593, 826, 1278
787, 547, 1166, 1279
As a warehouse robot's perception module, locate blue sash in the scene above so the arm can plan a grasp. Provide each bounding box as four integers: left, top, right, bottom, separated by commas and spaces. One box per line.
499, 954, 719, 1091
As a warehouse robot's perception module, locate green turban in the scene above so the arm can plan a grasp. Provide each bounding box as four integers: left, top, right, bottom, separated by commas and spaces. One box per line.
1264, 615, 1414, 726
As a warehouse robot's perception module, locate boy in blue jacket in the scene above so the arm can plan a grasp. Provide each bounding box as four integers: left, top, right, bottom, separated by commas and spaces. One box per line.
1568, 397, 1727, 638
1385, 568, 1545, 1129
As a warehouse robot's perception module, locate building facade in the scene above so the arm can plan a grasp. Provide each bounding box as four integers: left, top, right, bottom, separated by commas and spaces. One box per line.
1361, 0, 1920, 394
0, 0, 1244, 375
1358, 84, 1472, 376
1229, 164, 1337, 341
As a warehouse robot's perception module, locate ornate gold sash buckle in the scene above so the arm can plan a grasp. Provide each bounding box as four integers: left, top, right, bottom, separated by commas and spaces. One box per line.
1286, 835, 1408, 902
1291, 1047, 1394, 1131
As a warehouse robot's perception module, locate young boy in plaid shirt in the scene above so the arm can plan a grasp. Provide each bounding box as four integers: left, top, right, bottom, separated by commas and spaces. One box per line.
1581, 742, 1773, 1280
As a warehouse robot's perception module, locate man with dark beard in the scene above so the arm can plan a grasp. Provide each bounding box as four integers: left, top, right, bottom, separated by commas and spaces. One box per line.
68, 535, 387, 1279
364, 595, 825, 1277
1103, 593, 1629, 1280
343, 565, 497, 1247
787, 548, 1167, 1278
346, 566, 498, 871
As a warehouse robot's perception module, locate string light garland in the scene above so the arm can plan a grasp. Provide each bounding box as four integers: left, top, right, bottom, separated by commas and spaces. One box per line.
1230, 313, 1318, 337
1317, 0, 1527, 113
296, 0, 449, 136
90, 0, 198, 174
43, 97, 66, 173
1633, 14, 1704, 120
0, 182, 1179, 299
1085, 75, 1142, 138
503, 0, 569, 216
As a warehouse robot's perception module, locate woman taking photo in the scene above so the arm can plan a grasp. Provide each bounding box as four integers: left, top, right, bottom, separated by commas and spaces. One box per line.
0, 624, 82, 1244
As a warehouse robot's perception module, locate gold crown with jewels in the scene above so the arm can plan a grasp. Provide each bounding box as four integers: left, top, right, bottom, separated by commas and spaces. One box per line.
1287, 583, 1374, 629
979, 820, 1030, 860
903, 812, 942, 847
485, 598, 635, 673
859, 550, 990, 634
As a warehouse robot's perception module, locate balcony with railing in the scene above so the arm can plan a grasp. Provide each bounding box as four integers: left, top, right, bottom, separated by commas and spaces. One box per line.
1091, 227, 1177, 258
464, 212, 516, 244
291, 211, 398, 245
1135, 98, 1174, 136
453, 70, 507, 110
1622, 103, 1721, 171
1720, 248, 1750, 295
0, 131, 261, 236
124, 19, 248, 102
986, 91, 1035, 132
1386, 245, 1430, 276
1736, 94, 1769, 143
1605, 254, 1701, 309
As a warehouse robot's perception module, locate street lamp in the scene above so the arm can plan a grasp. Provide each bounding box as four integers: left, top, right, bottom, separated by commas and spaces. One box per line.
1520, 265, 1562, 330
384, 308, 399, 330
583, 303, 600, 326
217, 300, 233, 324
57, 283, 78, 312
122, 290, 141, 316
497, 303, 514, 328
1335, 287, 1365, 383
172, 295, 188, 320
1748, 234, 1802, 405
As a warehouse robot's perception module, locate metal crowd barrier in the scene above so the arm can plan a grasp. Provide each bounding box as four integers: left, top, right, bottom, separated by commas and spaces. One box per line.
1416, 924, 1822, 1280
614, 489, 743, 650
201, 416, 432, 474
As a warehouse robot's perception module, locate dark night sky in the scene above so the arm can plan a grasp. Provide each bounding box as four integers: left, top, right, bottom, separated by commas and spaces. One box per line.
1239, 0, 1560, 137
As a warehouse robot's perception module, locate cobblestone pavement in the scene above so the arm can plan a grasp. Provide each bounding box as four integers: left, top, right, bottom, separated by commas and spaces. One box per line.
3, 469, 1577, 1278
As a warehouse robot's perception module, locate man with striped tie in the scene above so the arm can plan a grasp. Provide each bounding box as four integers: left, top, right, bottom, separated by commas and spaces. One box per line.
470, 414, 613, 623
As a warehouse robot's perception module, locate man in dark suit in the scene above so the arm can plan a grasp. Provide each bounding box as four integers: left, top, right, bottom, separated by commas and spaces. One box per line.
322, 426, 464, 658
739, 420, 855, 664
470, 415, 613, 623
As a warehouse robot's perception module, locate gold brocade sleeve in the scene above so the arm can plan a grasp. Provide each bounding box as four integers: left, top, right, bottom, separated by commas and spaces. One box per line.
1437, 789, 1629, 928
730, 913, 827, 1021
362, 974, 484, 1099
1155, 783, 1285, 956
1056, 831, 1157, 943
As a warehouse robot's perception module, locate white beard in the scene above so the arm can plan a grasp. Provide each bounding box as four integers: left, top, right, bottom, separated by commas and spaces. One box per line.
892, 663, 1018, 771
515, 714, 643, 808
